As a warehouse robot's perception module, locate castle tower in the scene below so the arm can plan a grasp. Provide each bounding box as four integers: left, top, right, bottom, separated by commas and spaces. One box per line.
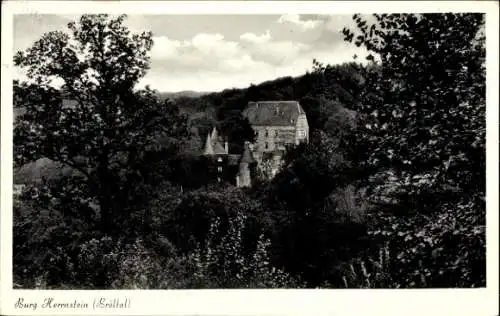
271, 151, 283, 177
236, 142, 253, 188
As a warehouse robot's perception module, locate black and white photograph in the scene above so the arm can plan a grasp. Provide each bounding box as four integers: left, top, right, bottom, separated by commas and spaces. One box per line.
1, 1, 498, 315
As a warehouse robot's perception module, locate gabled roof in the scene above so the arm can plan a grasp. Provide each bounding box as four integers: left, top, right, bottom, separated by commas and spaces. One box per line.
242, 101, 305, 126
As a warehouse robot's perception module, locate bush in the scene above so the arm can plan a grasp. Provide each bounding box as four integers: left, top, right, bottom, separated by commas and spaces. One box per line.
13, 197, 93, 288
110, 238, 194, 289
164, 185, 266, 255
189, 213, 303, 288
110, 213, 302, 289
366, 196, 485, 287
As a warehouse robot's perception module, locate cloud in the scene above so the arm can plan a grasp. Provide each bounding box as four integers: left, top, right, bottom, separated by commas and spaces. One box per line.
139, 14, 373, 91
14, 14, 370, 92
141, 25, 370, 93
277, 14, 323, 30
245, 40, 311, 66
240, 30, 272, 44
150, 33, 246, 74
149, 29, 313, 75
150, 36, 182, 58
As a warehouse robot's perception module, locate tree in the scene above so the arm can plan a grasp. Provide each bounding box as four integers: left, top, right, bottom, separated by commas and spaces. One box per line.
341, 13, 485, 202
188, 113, 218, 142
262, 130, 370, 286
277, 130, 352, 205
14, 14, 188, 232
219, 110, 256, 154
338, 13, 486, 286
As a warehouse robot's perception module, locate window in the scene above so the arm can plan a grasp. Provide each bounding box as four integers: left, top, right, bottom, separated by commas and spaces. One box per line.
265, 130, 269, 137
275, 130, 279, 137
217, 166, 223, 173
298, 131, 306, 138
265, 142, 269, 149
217, 157, 223, 162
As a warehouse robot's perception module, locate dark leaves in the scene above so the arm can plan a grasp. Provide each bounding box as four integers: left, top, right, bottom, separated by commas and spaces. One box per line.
14, 14, 188, 232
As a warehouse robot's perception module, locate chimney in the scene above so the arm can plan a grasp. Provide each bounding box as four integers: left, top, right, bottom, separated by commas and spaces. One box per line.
224, 140, 229, 154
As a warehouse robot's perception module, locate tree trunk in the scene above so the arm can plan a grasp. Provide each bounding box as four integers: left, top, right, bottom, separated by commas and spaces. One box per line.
97, 153, 115, 233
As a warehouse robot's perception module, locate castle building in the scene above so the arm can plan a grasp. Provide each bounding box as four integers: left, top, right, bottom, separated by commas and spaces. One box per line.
202, 127, 254, 187
201, 100, 309, 187
243, 100, 309, 176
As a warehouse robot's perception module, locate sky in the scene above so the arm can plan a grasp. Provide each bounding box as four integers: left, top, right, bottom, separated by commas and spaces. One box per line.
13, 14, 370, 92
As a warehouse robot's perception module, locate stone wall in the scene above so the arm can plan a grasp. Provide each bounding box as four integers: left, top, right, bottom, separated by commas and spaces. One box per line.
294, 113, 309, 144
253, 125, 296, 152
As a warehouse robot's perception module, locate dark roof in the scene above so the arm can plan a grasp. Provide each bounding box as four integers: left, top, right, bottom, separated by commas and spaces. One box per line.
242, 101, 305, 126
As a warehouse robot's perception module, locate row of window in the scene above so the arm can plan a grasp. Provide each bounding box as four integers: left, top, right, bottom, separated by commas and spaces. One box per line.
260, 130, 307, 138
263, 141, 286, 150
261, 130, 279, 138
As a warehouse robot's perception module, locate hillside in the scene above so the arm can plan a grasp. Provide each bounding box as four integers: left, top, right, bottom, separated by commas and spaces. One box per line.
157, 90, 210, 100
175, 62, 366, 136
14, 62, 366, 184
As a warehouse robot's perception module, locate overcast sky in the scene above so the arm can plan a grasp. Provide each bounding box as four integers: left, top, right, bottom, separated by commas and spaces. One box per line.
13, 14, 369, 92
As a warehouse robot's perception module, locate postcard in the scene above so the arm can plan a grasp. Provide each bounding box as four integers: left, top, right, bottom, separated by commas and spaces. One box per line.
1, 1, 498, 315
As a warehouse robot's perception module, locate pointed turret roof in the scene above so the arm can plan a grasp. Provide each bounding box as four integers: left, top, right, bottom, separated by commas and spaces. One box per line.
240, 142, 254, 164
203, 132, 214, 155
211, 127, 219, 141
203, 127, 228, 156
213, 141, 227, 155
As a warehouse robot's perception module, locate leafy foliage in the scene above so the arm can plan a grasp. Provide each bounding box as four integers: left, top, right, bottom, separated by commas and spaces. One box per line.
367, 196, 485, 287
337, 13, 486, 287
219, 110, 256, 154
164, 185, 265, 254
190, 213, 302, 288
341, 13, 485, 199
14, 14, 188, 232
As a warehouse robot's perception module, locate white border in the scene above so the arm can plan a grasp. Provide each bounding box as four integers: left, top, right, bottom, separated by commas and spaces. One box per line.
1, 1, 498, 316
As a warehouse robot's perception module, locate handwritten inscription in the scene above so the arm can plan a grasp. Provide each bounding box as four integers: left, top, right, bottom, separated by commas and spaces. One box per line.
14, 297, 131, 310
94, 298, 131, 309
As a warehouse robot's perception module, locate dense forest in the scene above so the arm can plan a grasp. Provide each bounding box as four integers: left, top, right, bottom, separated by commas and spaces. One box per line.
13, 13, 485, 289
